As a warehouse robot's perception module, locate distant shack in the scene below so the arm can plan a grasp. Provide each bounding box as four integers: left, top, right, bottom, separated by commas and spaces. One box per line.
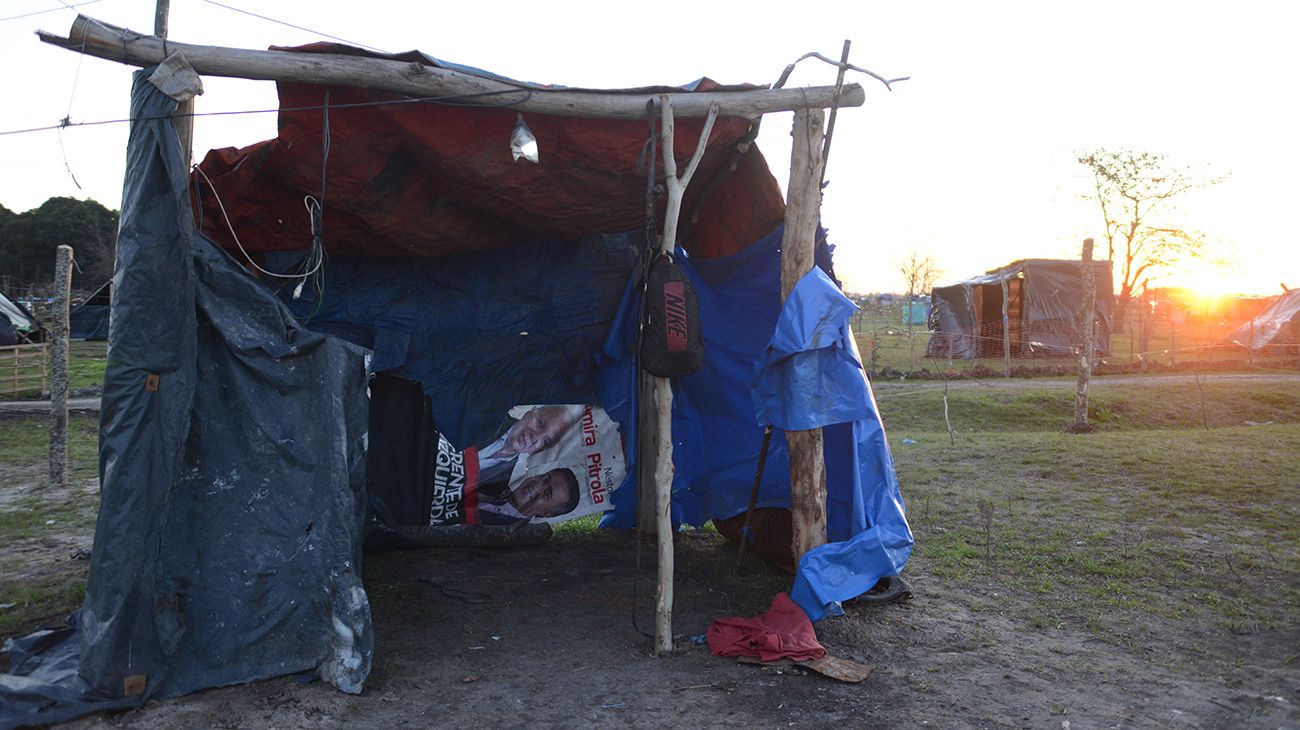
926, 258, 1113, 360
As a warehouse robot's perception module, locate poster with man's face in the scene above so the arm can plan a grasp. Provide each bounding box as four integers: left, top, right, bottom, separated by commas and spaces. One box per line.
428, 404, 624, 526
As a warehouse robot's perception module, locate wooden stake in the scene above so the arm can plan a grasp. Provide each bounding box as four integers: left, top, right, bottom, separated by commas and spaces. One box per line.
153, 0, 193, 169
1074, 239, 1096, 428
652, 95, 718, 655
781, 108, 828, 564
1001, 278, 1011, 377
48, 245, 73, 491
40, 16, 865, 121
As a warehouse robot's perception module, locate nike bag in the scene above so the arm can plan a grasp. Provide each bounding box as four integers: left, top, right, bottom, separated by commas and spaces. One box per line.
641, 255, 704, 377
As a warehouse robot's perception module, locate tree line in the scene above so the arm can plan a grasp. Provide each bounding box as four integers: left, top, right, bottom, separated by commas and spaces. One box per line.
0, 197, 119, 292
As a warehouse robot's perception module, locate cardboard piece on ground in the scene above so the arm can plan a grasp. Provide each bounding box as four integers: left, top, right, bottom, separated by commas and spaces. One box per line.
798, 653, 874, 683
734, 652, 873, 683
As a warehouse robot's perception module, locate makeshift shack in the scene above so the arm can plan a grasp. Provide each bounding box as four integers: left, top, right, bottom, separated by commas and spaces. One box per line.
0, 289, 43, 345
1, 16, 912, 728
1225, 287, 1300, 353
926, 258, 1113, 360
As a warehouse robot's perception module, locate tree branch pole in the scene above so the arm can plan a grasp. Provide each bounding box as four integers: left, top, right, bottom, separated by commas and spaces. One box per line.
781, 108, 829, 563
653, 95, 718, 655
1074, 238, 1096, 428
153, 0, 194, 169
39, 16, 865, 120
48, 245, 73, 491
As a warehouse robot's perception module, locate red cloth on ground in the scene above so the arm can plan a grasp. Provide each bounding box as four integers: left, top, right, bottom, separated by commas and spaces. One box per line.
706, 592, 825, 662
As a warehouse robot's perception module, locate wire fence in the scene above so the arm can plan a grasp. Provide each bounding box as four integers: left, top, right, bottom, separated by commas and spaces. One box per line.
851, 303, 1300, 378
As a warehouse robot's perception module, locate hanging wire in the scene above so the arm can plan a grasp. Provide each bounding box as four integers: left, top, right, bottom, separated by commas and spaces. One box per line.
199, 0, 391, 55
0, 0, 103, 24
193, 165, 323, 282
0, 87, 534, 137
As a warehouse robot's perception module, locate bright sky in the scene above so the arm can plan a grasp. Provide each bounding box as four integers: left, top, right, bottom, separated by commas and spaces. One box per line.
1, 0, 1297, 296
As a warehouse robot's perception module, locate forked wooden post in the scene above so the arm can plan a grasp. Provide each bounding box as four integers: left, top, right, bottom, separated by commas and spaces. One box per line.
1074, 238, 1096, 428
781, 108, 829, 563
653, 95, 718, 654
49, 245, 73, 491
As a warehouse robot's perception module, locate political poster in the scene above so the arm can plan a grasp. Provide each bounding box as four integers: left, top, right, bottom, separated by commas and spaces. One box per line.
428, 404, 625, 526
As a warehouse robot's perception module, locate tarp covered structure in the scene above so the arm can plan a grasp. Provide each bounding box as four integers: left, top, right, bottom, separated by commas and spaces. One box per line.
926, 258, 1113, 360
0, 290, 42, 345
69, 281, 111, 341
2, 45, 910, 728
1226, 288, 1300, 352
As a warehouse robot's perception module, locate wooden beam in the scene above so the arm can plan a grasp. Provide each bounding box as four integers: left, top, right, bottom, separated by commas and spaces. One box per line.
781, 108, 828, 564
38, 16, 866, 121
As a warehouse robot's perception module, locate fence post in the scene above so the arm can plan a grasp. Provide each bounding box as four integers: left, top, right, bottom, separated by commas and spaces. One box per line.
49, 245, 73, 491
1001, 279, 1011, 377
1169, 310, 1176, 367
1074, 239, 1095, 429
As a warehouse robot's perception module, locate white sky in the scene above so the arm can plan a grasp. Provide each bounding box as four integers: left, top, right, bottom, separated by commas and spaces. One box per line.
1, 0, 1297, 296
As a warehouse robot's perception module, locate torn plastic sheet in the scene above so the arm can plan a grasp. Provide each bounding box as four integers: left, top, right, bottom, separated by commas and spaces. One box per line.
1, 69, 371, 730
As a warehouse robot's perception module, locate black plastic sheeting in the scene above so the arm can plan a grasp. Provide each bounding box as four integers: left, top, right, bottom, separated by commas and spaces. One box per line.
1, 71, 372, 729
70, 282, 111, 341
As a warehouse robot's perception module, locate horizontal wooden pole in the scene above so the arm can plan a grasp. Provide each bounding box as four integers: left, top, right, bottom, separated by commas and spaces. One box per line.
38, 16, 866, 120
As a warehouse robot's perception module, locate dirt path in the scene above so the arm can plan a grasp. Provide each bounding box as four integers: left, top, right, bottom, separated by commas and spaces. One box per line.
58, 531, 1297, 729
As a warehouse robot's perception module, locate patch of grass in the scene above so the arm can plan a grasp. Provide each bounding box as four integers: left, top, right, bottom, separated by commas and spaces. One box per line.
553, 513, 601, 534
878, 380, 1300, 434
0, 416, 99, 476
893, 412, 1300, 650
0, 567, 86, 636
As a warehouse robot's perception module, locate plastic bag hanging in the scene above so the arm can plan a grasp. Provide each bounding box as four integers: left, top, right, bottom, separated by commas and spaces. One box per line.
511, 113, 539, 163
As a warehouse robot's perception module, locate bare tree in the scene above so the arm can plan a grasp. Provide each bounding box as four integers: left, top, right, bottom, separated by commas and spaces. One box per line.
1076, 149, 1223, 328
899, 251, 940, 373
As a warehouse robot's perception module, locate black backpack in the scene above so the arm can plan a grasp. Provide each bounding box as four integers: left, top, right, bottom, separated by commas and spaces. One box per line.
640, 254, 704, 378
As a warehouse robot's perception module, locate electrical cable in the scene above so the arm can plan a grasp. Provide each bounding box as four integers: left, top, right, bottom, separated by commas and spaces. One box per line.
0, 87, 535, 137
199, 0, 391, 55
193, 165, 323, 281
0, 0, 102, 24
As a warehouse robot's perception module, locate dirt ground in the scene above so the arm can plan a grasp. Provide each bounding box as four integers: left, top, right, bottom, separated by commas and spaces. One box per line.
50, 529, 1297, 730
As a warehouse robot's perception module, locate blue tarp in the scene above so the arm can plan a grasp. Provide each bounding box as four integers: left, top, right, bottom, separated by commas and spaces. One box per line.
597, 227, 911, 620
272, 233, 638, 451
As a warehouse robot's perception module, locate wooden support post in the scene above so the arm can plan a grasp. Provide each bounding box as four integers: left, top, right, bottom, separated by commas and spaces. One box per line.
636, 370, 658, 531
1001, 278, 1011, 377
154, 0, 194, 168
781, 108, 828, 564
1074, 239, 1096, 429
652, 95, 718, 655
49, 245, 73, 491
1170, 310, 1176, 367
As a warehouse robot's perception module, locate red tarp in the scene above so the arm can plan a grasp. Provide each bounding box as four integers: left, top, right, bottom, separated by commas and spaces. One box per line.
707, 592, 825, 663
193, 46, 785, 260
